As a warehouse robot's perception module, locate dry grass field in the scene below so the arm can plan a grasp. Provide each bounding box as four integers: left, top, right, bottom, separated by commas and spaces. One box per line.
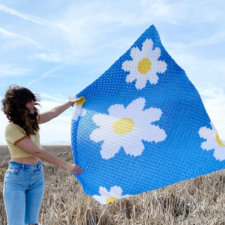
0, 145, 225, 225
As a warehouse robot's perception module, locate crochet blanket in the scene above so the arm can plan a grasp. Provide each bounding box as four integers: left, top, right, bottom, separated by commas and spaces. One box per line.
70, 25, 225, 205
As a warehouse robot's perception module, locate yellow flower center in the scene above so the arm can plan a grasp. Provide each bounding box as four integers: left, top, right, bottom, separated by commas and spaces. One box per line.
215, 134, 225, 147
106, 197, 118, 203
75, 96, 86, 106
112, 117, 135, 136
138, 58, 152, 74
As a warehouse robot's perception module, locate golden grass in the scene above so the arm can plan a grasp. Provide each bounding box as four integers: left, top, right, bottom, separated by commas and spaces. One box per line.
0, 146, 225, 224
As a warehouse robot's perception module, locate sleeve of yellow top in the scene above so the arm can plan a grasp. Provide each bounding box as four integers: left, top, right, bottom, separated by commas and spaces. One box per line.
5, 124, 27, 145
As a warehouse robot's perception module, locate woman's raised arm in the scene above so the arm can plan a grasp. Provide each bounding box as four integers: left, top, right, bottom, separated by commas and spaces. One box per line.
39, 101, 73, 124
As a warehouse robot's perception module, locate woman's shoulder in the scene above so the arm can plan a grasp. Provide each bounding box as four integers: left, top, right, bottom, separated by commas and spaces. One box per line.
5, 121, 26, 134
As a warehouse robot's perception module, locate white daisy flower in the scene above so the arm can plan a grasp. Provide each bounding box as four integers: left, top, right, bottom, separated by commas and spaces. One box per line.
90, 97, 167, 159
70, 96, 86, 121
122, 38, 167, 90
199, 122, 225, 161
92, 186, 130, 204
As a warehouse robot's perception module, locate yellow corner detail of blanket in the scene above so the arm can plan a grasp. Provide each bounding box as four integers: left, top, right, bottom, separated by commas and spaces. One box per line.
75, 96, 86, 107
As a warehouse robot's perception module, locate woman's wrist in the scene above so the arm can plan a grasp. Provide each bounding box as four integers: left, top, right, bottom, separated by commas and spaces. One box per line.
64, 162, 70, 170
67, 101, 74, 107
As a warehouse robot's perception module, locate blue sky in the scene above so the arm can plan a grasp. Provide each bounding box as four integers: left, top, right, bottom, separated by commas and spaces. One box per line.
0, 0, 225, 144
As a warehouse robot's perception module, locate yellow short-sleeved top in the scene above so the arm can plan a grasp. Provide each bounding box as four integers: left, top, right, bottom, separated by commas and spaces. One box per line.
5, 115, 42, 158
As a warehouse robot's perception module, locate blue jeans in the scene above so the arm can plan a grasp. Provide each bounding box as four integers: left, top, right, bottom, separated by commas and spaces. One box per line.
3, 161, 44, 225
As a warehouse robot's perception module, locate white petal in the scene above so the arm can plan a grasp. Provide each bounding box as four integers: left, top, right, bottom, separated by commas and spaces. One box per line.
90, 128, 106, 143
150, 47, 161, 61
201, 140, 216, 151
122, 60, 133, 72
142, 107, 162, 123
80, 108, 86, 117
126, 74, 135, 83
130, 47, 141, 59
142, 39, 153, 53
68, 95, 82, 102
199, 126, 217, 140
135, 77, 148, 89
92, 114, 114, 127
100, 141, 121, 159
147, 72, 159, 84
72, 105, 82, 121
156, 61, 167, 73
110, 186, 123, 196
108, 104, 126, 118
92, 195, 107, 204
99, 186, 111, 198
142, 125, 167, 143
213, 147, 225, 161
210, 122, 218, 132
126, 97, 146, 112
123, 140, 145, 156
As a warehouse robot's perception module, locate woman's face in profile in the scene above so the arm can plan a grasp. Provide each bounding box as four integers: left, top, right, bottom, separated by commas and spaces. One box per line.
25, 100, 35, 114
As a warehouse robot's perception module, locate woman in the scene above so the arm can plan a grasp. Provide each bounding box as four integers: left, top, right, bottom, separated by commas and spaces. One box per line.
1, 85, 83, 225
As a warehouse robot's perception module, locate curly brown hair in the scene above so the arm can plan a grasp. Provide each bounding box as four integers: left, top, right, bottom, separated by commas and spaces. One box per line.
1, 85, 41, 137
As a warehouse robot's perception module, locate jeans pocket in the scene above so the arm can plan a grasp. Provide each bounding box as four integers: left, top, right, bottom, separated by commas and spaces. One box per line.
4, 166, 25, 187
7, 166, 21, 175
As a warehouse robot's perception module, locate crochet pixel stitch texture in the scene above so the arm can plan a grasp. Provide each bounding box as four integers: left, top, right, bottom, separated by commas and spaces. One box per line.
70, 25, 225, 205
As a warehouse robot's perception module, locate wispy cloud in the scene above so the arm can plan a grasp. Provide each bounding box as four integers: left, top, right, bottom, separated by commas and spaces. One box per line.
0, 4, 72, 32
26, 64, 67, 87
0, 27, 41, 47
39, 93, 67, 102
188, 32, 225, 47
0, 64, 30, 76
28, 53, 69, 63
141, 0, 225, 24
166, 31, 225, 52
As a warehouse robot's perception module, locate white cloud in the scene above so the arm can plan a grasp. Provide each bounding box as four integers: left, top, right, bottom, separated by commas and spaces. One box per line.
26, 64, 67, 87
0, 64, 30, 76
39, 114, 72, 144
165, 31, 225, 52
39, 93, 67, 103
141, 0, 178, 24
167, 52, 225, 90
141, 0, 225, 24
47, 0, 225, 66
187, 31, 225, 47
199, 87, 225, 140
29, 53, 66, 63
0, 4, 72, 32
0, 27, 41, 47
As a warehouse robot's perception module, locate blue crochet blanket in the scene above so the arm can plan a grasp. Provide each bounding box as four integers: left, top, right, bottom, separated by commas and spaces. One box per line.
70, 25, 225, 205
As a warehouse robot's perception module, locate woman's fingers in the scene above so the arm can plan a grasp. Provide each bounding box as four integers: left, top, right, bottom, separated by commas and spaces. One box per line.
73, 164, 84, 175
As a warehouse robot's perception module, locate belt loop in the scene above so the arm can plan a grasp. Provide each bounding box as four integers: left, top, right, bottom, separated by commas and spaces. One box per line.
22, 164, 24, 170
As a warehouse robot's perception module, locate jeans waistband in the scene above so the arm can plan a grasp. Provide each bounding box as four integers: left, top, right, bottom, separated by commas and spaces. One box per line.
9, 161, 42, 170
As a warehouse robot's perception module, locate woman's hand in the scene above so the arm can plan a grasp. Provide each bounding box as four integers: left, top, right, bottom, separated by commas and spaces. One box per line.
65, 163, 84, 175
